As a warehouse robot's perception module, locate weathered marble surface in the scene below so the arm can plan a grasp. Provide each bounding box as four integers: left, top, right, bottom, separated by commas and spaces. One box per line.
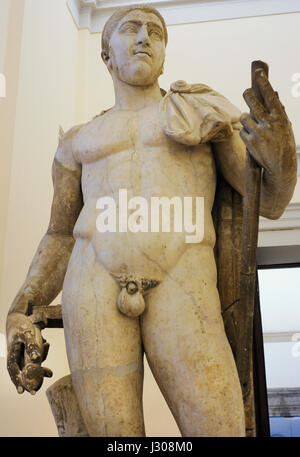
46, 375, 89, 437
6, 4, 297, 438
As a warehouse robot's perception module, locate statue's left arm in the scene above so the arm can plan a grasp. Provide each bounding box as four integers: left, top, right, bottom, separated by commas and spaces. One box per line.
213, 70, 297, 219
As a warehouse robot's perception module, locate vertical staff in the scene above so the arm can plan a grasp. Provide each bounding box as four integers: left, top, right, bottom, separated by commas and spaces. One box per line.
237, 60, 269, 437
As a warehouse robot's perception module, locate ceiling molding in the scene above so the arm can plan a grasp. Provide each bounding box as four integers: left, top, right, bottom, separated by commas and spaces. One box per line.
66, 0, 300, 33
263, 332, 300, 343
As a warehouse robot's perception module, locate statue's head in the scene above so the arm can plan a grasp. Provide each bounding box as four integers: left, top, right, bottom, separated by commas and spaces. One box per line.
101, 5, 168, 87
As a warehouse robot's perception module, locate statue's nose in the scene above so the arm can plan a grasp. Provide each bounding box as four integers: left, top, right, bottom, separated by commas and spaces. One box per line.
136, 26, 150, 46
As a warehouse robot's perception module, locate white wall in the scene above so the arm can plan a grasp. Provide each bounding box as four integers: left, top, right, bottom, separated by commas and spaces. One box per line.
0, 1, 299, 436
0, 0, 79, 437
0, 0, 25, 289
0, 0, 10, 73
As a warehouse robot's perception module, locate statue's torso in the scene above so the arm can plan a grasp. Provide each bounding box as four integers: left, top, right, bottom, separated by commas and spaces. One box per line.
71, 103, 217, 280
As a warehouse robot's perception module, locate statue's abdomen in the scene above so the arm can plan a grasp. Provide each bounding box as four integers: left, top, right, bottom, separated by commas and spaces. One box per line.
73, 142, 217, 279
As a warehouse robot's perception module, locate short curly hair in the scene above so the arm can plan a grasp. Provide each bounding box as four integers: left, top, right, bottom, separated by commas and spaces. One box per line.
101, 5, 168, 54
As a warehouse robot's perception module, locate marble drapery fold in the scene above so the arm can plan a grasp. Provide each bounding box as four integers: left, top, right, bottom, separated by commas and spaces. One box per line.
159, 80, 242, 145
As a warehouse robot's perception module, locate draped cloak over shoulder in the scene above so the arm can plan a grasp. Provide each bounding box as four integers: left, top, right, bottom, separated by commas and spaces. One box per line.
159, 80, 242, 146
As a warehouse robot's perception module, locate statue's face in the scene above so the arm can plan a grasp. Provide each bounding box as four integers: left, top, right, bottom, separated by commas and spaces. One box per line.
105, 10, 166, 86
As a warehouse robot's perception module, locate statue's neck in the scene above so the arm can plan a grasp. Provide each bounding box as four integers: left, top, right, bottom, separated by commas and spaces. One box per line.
112, 78, 162, 111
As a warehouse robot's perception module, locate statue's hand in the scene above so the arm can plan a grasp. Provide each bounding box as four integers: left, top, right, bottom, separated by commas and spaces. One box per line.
6, 313, 52, 395
239, 69, 296, 179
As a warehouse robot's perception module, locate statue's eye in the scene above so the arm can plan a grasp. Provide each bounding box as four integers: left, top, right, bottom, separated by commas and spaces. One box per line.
121, 24, 138, 33
149, 29, 163, 40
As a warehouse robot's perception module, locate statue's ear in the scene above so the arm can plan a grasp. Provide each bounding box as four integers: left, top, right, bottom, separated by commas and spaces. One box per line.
101, 51, 110, 67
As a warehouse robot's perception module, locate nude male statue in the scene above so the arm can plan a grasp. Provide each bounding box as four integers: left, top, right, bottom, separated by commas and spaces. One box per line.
6, 5, 297, 437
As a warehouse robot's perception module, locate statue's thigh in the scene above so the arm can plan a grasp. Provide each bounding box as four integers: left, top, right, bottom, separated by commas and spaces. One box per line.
141, 245, 245, 437
62, 239, 144, 437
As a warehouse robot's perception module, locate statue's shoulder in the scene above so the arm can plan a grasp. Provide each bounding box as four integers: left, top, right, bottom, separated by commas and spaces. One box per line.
62, 106, 112, 141
70, 108, 113, 142
57, 109, 115, 168
58, 122, 86, 148
55, 123, 87, 170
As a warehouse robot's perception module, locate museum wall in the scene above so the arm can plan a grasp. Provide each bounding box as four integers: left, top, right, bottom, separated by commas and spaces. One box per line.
0, 0, 299, 436
0, 0, 10, 71
0, 0, 80, 437
0, 0, 25, 289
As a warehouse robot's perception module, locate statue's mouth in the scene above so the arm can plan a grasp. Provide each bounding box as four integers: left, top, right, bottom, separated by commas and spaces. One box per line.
134, 50, 152, 58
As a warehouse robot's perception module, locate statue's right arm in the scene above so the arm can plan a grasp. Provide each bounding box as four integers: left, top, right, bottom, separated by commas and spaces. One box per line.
6, 125, 83, 394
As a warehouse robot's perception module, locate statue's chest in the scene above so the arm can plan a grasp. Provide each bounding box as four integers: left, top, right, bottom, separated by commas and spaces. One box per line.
73, 106, 172, 164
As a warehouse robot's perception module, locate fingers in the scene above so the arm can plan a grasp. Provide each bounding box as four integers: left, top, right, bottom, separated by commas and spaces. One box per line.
23, 329, 42, 363
240, 112, 258, 134
21, 362, 44, 393
21, 363, 52, 393
7, 337, 51, 395
254, 69, 285, 115
239, 128, 268, 171
239, 128, 258, 161
7, 342, 25, 394
43, 367, 53, 378
7, 316, 52, 395
42, 341, 50, 362
14, 363, 53, 395
243, 88, 267, 123
243, 70, 287, 122
22, 332, 52, 393
239, 127, 251, 147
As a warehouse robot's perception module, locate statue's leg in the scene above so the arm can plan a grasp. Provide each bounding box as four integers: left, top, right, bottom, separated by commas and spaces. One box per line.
62, 239, 145, 437
140, 244, 245, 437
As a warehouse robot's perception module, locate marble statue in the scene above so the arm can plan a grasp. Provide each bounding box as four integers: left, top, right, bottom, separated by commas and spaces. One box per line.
6, 5, 297, 437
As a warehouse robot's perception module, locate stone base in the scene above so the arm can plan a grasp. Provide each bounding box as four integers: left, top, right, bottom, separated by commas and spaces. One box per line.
46, 375, 89, 437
